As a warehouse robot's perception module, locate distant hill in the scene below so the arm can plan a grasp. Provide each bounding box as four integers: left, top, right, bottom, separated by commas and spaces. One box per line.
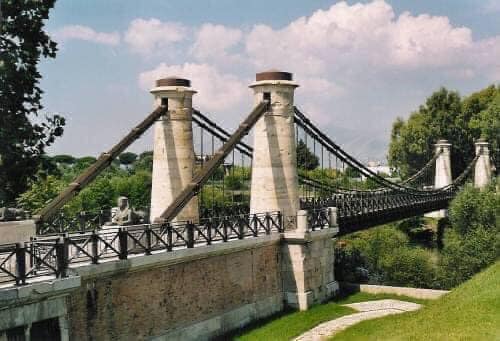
324, 125, 389, 163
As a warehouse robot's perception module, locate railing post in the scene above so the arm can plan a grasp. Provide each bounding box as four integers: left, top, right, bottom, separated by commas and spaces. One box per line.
296, 209, 308, 233
78, 211, 86, 232
222, 218, 228, 242
328, 207, 338, 228
166, 223, 173, 251
91, 230, 99, 264
98, 210, 105, 227
186, 222, 195, 248
55, 237, 69, 278
277, 211, 283, 232
207, 219, 212, 245
238, 217, 245, 239
118, 227, 128, 260
145, 226, 152, 255
15, 243, 26, 286
265, 212, 271, 235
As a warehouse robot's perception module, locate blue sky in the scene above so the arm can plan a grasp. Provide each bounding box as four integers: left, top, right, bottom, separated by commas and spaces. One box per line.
40, 0, 500, 160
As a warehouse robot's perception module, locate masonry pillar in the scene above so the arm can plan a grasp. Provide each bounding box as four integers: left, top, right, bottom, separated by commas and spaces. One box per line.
149, 77, 198, 223
425, 139, 452, 218
249, 71, 299, 222
474, 138, 492, 189
281, 208, 339, 310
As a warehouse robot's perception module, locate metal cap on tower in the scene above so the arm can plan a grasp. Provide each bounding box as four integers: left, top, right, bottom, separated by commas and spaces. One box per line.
155, 77, 191, 87
255, 70, 293, 81
250, 70, 298, 88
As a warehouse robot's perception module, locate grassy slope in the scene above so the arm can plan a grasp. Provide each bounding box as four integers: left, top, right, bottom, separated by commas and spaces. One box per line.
333, 261, 500, 340
229, 293, 427, 341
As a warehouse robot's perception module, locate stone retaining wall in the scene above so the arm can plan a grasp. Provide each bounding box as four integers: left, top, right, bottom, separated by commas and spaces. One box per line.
67, 235, 283, 340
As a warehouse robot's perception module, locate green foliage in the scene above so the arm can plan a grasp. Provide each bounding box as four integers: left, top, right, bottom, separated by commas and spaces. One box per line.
0, 0, 65, 205
73, 156, 97, 172
16, 176, 65, 214
110, 170, 151, 209
438, 182, 500, 287
118, 152, 137, 167
336, 226, 437, 287
378, 246, 436, 288
439, 227, 500, 288
224, 174, 243, 190
297, 139, 319, 170
67, 177, 115, 212
388, 86, 500, 178
344, 166, 361, 178
52, 154, 76, 164
448, 182, 499, 235
134, 151, 153, 171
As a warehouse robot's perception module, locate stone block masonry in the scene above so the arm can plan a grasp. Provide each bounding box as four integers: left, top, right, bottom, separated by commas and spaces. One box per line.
0, 225, 338, 340
66, 235, 284, 340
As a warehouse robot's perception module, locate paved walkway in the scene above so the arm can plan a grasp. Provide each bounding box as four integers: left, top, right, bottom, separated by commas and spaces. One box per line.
294, 299, 422, 341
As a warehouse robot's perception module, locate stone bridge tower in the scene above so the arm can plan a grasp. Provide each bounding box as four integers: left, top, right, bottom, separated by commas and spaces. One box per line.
474, 138, 492, 189
249, 71, 299, 222
426, 139, 452, 218
149, 77, 199, 223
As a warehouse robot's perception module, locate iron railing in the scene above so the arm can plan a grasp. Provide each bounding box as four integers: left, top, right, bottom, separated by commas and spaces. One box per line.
0, 211, 282, 287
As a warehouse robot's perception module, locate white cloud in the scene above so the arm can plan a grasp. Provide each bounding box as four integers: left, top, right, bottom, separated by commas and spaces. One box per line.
244, 0, 477, 74
133, 1, 500, 153
191, 23, 242, 60
124, 18, 186, 55
54, 25, 120, 45
482, 0, 500, 13
139, 63, 248, 113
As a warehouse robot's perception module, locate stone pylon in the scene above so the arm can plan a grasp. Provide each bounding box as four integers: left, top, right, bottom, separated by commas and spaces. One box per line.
474, 138, 492, 189
149, 78, 199, 223
249, 71, 299, 223
426, 139, 452, 218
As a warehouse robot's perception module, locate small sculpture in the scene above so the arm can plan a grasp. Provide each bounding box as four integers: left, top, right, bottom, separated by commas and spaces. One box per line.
106, 197, 147, 226
0, 207, 26, 222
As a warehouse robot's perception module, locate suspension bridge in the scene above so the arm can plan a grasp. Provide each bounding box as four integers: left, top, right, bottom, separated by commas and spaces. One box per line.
0, 71, 494, 340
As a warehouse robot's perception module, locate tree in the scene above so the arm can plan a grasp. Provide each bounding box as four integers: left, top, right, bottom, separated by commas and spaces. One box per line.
0, 0, 65, 205
118, 152, 138, 168
388, 86, 499, 179
53, 154, 76, 165
297, 140, 319, 170
438, 181, 500, 288
135, 151, 153, 171
16, 175, 65, 214
469, 92, 500, 170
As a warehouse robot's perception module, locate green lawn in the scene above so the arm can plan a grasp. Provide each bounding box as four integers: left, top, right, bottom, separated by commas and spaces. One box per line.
229, 302, 354, 341
334, 291, 428, 306
227, 292, 428, 341
333, 261, 500, 340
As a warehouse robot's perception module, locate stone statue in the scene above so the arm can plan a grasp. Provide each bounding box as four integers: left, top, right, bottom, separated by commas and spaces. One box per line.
0, 207, 26, 222
106, 197, 147, 226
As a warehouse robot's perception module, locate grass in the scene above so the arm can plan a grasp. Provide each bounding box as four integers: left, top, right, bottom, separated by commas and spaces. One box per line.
334, 291, 429, 306
227, 303, 355, 341
225, 292, 429, 340
332, 260, 500, 340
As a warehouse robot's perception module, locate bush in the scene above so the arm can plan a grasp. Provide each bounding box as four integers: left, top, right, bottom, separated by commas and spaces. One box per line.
335, 225, 438, 287
438, 227, 500, 288
378, 247, 436, 288
449, 182, 498, 235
